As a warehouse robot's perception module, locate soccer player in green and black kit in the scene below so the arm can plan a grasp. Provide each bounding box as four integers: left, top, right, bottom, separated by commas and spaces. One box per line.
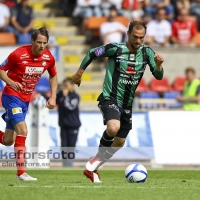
72, 21, 164, 183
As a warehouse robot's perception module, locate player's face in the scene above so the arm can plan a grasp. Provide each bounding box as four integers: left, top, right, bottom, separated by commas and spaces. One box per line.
127, 27, 145, 51
31, 34, 48, 56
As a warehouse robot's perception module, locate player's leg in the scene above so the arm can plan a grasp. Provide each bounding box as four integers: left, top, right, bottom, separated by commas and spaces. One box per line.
86, 104, 121, 171
14, 122, 37, 181
94, 109, 132, 171
84, 104, 121, 182
1, 94, 36, 181
0, 128, 16, 146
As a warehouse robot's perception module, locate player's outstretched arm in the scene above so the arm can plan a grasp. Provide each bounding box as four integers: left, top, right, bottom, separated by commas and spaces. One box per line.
46, 75, 58, 109
71, 68, 84, 87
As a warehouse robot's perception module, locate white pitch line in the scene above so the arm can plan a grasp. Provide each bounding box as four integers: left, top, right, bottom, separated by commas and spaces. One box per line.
1, 185, 200, 190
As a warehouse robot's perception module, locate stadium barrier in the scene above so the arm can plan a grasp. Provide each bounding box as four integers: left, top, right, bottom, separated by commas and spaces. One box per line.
0, 110, 200, 168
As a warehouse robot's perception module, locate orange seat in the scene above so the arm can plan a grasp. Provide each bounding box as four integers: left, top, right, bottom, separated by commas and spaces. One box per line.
87, 16, 107, 29
150, 77, 171, 93
87, 16, 129, 37
173, 76, 186, 92
195, 32, 200, 46
0, 33, 16, 45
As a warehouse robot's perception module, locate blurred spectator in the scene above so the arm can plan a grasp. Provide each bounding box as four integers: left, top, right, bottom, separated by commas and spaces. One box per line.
101, 0, 123, 16
176, 67, 200, 110
0, 0, 10, 32
190, 0, 200, 31
145, 8, 171, 46
142, 14, 153, 24
173, 0, 190, 19
59, 0, 76, 17
176, 0, 190, 11
100, 6, 127, 44
10, 0, 34, 38
56, 78, 81, 167
171, 8, 197, 46
73, 0, 102, 34
144, 0, 174, 21
4, 0, 17, 8
100, 6, 127, 70
121, 0, 144, 20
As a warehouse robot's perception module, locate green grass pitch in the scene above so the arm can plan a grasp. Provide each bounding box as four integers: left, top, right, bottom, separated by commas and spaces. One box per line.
0, 169, 200, 200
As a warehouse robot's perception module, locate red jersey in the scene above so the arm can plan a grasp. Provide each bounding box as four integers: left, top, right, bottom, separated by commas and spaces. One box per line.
172, 20, 197, 44
0, 45, 57, 102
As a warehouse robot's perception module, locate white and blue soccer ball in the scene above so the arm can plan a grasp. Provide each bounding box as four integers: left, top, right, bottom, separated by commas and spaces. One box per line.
125, 163, 148, 183
33, 95, 46, 109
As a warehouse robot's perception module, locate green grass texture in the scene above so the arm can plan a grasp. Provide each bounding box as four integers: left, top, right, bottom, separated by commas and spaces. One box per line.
0, 169, 200, 200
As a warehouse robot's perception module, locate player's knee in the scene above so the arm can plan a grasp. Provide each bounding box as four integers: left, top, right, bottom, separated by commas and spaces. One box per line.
17, 129, 28, 136
107, 124, 120, 136
4, 138, 15, 146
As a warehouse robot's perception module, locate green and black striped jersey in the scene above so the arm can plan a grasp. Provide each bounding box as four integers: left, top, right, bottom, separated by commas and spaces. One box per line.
80, 42, 164, 108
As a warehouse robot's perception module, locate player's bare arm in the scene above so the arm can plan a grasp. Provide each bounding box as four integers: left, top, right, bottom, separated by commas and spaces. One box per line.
0, 70, 22, 91
46, 75, 58, 109
154, 53, 164, 71
71, 68, 85, 87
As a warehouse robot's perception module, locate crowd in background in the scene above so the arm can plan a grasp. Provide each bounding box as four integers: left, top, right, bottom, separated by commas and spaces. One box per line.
1, 0, 200, 47
0, 0, 34, 44
66, 0, 200, 47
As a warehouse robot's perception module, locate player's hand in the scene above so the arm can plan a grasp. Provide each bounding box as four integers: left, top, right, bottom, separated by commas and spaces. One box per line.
46, 97, 56, 109
10, 81, 22, 91
154, 54, 164, 66
71, 73, 82, 87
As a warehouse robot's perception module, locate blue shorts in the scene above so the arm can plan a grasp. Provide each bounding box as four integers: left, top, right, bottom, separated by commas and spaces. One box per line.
1, 94, 29, 130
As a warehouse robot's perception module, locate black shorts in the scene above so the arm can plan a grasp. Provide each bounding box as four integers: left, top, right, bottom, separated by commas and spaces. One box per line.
98, 102, 132, 138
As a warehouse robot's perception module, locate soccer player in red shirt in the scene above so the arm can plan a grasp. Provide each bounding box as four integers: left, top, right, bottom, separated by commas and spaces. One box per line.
172, 8, 198, 46
0, 27, 58, 181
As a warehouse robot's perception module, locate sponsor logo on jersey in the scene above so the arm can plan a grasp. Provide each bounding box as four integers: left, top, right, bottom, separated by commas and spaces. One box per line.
119, 79, 139, 85
0, 59, 8, 67
34, 58, 38, 61
27, 83, 36, 87
120, 73, 130, 78
25, 67, 44, 74
95, 46, 105, 57
20, 53, 29, 59
12, 107, 22, 115
23, 74, 42, 79
116, 56, 124, 59
42, 54, 50, 60
42, 61, 46, 66
130, 54, 135, 60
126, 66, 137, 74
117, 59, 147, 65
22, 61, 28, 64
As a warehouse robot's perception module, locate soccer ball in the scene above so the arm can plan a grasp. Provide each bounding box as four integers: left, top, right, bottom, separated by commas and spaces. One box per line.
33, 95, 46, 109
125, 163, 148, 183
